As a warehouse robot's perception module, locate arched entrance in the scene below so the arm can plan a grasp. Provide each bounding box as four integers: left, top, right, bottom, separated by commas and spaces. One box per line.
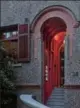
41, 17, 67, 102
31, 6, 77, 103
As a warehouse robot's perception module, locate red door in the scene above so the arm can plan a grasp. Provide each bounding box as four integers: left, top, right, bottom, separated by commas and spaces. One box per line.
43, 33, 65, 103
43, 42, 50, 103
43, 40, 62, 103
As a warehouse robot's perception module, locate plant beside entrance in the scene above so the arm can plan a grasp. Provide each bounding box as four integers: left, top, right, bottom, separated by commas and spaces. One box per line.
0, 42, 17, 108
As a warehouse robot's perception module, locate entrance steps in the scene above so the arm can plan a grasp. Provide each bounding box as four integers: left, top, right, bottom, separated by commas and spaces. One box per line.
46, 88, 64, 108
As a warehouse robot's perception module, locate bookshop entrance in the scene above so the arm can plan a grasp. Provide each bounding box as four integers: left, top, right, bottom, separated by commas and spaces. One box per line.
31, 5, 77, 103
41, 17, 67, 103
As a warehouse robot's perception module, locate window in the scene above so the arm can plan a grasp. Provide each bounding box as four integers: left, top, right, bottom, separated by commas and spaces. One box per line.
0, 24, 30, 62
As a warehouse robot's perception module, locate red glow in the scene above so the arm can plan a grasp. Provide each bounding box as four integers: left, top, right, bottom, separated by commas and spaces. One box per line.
54, 32, 66, 42
41, 17, 67, 103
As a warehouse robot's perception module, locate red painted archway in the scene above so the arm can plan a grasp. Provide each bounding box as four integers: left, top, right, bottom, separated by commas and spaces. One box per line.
31, 6, 77, 103
41, 17, 66, 103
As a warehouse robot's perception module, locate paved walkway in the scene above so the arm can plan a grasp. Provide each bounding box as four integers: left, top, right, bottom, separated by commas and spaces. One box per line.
46, 88, 64, 108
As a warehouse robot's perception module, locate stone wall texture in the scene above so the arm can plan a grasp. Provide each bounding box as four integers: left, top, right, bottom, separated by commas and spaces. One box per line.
1, 0, 80, 85
1, 1, 80, 108
65, 89, 80, 108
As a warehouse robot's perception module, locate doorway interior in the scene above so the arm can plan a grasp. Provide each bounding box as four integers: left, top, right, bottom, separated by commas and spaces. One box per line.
41, 17, 67, 103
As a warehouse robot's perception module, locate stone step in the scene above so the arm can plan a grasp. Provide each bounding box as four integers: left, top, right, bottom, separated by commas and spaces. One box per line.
47, 100, 64, 103
54, 90, 64, 92
48, 105, 65, 108
47, 101, 64, 106
54, 88, 64, 91
46, 88, 64, 108
49, 106, 64, 108
48, 96, 64, 99
51, 94, 64, 97
53, 88, 64, 90
50, 95, 64, 97
52, 91, 64, 93
49, 96, 64, 100
49, 98, 64, 101
53, 90, 64, 92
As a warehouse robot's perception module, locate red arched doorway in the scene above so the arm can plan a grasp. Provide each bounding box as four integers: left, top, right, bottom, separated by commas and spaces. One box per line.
31, 6, 77, 104
41, 17, 67, 103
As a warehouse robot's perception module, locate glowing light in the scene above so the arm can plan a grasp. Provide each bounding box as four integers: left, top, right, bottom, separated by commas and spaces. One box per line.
54, 32, 66, 41
54, 34, 59, 41
63, 40, 65, 44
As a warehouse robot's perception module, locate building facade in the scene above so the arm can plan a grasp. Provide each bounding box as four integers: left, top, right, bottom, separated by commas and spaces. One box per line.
1, 1, 80, 108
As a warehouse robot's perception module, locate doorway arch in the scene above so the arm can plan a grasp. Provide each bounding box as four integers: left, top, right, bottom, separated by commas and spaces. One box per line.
31, 5, 77, 103
40, 17, 67, 102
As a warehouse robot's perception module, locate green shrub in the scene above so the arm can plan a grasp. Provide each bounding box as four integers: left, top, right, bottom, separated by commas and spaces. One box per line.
0, 42, 16, 107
